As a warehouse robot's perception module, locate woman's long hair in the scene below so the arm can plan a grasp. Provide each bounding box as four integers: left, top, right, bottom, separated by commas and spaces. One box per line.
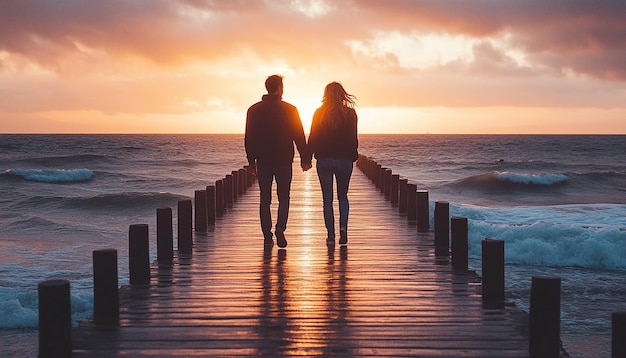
319, 82, 356, 128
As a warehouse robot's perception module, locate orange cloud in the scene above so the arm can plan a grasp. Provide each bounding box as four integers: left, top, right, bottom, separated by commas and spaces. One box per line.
0, 1, 625, 133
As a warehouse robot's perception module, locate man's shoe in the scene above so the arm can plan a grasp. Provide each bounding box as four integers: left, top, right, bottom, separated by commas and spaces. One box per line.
339, 229, 348, 245
276, 231, 287, 248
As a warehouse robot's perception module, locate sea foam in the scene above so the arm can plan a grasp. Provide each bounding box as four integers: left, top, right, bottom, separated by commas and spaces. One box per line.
455, 171, 568, 190
494, 171, 568, 185
6, 168, 94, 183
448, 203, 626, 270
0, 288, 93, 329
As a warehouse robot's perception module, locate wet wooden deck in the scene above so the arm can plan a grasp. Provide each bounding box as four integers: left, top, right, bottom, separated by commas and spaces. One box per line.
72, 164, 529, 357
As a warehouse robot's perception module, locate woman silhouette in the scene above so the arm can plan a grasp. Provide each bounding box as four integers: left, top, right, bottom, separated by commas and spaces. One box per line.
307, 82, 358, 246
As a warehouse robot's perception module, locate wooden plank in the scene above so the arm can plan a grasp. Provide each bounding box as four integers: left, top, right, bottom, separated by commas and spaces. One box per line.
72, 164, 529, 357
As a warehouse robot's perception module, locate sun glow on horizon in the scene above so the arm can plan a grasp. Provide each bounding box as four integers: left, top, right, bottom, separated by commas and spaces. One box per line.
1, 1, 625, 134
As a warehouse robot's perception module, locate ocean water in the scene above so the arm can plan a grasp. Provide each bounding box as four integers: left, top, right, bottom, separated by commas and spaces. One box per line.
1, 134, 625, 357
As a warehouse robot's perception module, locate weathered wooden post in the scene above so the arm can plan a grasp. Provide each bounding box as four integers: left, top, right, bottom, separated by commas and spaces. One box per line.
416, 190, 430, 232
434, 201, 450, 256
383, 169, 392, 199
38, 279, 71, 358
244, 165, 254, 187
231, 170, 239, 202
375, 166, 382, 190
194, 190, 207, 232
482, 238, 505, 308
451, 217, 469, 270
250, 165, 256, 185
224, 174, 234, 207
129, 223, 150, 284
215, 179, 224, 217
375, 164, 383, 188
367, 159, 376, 181
390, 174, 399, 206
398, 179, 408, 214
238, 168, 246, 194
613, 312, 626, 358
206, 185, 216, 226
529, 275, 561, 358
156, 207, 173, 262
93, 248, 119, 325
362, 157, 371, 179
380, 167, 388, 194
238, 168, 244, 196
177, 199, 192, 250
406, 184, 417, 223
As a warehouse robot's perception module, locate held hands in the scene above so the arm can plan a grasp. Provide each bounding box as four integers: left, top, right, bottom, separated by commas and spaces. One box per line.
250, 162, 311, 173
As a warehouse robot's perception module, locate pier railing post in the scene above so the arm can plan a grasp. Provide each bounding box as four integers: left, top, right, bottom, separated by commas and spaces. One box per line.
375, 164, 382, 188
398, 179, 408, 214
613, 312, 626, 358
231, 170, 239, 202
194, 190, 208, 232
416, 190, 430, 232
215, 179, 224, 217
238, 168, 246, 194
434, 201, 450, 255
383, 168, 392, 199
364, 158, 370, 178
206, 185, 216, 226
370, 160, 376, 181
244, 165, 254, 187
482, 238, 505, 309
38, 279, 71, 358
224, 174, 234, 207
529, 275, 561, 358
406, 184, 417, 223
451, 217, 468, 270
93, 248, 119, 325
390, 174, 399, 206
157, 207, 173, 262
129, 224, 150, 285
177, 200, 192, 251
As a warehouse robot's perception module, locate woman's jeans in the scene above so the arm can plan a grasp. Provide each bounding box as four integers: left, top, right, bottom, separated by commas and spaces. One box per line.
257, 163, 292, 238
316, 158, 353, 237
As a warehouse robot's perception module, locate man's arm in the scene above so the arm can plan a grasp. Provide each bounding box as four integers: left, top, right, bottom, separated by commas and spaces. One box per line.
244, 107, 258, 175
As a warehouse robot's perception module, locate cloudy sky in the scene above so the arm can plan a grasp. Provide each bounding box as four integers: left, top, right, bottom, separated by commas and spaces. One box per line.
1, 0, 625, 134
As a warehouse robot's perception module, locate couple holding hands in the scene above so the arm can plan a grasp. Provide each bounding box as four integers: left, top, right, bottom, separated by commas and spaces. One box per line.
245, 75, 358, 248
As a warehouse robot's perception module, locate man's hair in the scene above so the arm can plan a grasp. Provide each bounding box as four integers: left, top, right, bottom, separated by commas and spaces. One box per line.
265, 75, 283, 93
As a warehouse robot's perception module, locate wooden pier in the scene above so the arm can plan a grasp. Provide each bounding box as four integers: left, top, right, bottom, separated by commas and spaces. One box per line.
70, 161, 530, 357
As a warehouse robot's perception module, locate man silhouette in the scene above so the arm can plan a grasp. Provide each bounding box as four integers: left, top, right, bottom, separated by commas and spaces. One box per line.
245, 75, 311, 248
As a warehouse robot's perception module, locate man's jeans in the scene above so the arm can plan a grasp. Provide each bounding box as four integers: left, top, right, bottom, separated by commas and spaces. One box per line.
316, 158, 354, 237
257, 163, 292, 238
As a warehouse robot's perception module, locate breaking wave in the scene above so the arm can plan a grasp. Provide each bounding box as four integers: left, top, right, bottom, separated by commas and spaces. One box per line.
456, 171, 568, 189
4, 168, 94, 183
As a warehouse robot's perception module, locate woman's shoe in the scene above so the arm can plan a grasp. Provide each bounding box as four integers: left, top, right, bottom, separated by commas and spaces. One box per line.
276, 231, 287, 248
